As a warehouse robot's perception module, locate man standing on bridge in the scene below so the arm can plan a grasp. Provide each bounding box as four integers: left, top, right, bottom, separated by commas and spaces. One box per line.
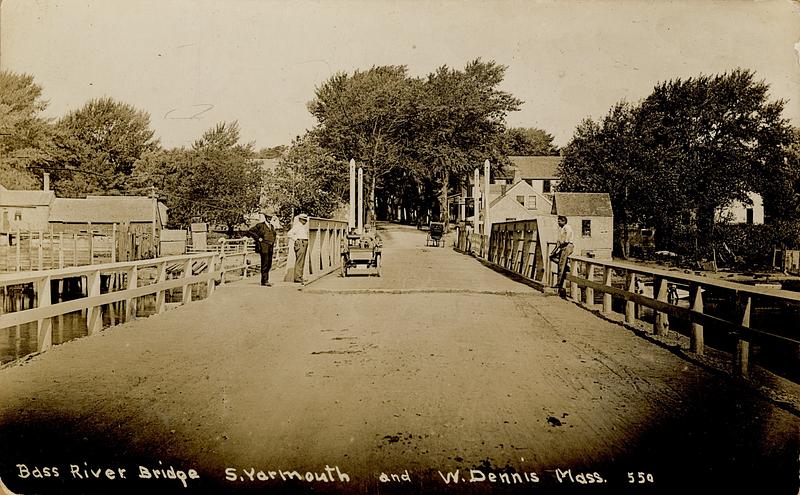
555, 215, 574, 292
247, 213, 277, 286
288, 213, 309, 284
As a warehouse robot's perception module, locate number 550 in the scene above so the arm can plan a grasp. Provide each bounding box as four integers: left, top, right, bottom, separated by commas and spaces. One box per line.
627, 472, 654, 483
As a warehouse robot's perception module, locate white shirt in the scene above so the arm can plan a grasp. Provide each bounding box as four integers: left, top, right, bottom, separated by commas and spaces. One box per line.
288, 217, 309, 240
557, 223, 574, 245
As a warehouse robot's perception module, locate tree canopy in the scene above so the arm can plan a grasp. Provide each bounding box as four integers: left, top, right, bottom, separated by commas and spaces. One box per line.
503, 127, 559, 156
133, 121, 262, 231
559, 68, 797, 256
0, 71, 53, 189
303, 59, 522, 224
54, 97, 159, 196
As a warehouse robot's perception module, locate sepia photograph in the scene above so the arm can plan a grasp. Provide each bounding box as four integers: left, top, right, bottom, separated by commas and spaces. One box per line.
1, 1, 799, 493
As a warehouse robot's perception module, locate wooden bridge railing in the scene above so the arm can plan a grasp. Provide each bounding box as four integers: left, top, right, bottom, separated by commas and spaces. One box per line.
283, 218, 348, 284
565, 255, 800, 378
1, 231, 115, 271
460, 219, 560, 289
0, 252, 242, 361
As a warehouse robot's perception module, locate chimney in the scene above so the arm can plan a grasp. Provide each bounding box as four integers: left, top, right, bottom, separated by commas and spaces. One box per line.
43, 173, 50, 191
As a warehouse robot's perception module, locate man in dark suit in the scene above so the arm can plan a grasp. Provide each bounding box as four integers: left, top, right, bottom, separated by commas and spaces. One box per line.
247, 213, 277, 286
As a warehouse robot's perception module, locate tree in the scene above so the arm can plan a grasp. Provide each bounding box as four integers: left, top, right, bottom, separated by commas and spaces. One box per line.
503, 127, 559, 156
560, 69, 795, 256
133, 121, 262, 232
262, 132, 348, 223
54, 97, 159, 196
412, 59, 521, 225
308, 65, 415, 224
637, 69, 794, 252
0, 71, 54, 189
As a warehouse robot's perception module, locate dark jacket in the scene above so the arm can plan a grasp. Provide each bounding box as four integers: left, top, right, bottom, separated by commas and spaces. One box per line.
247, 222, 276, 253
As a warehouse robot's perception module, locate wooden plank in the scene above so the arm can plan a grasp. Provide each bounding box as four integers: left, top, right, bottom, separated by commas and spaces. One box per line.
690, 283, 704, 355
735, 295, 752, 378
602, 267, 613, 314
85, 270, 102, 335
566, 272, 799, 345
0, 272, 213, 329
570, 255, 800, 301
654, 276, 669, 336
36, 275, 52, 352
125, 265, 138, 322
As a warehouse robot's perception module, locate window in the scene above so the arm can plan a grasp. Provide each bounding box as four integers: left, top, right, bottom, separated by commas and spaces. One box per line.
13, 210, 22, 221
582, 219, 591, 237
527, 196, 537, 209
746, 208, 754, 224
543, 180, 552, 193
516, 195, 525, 205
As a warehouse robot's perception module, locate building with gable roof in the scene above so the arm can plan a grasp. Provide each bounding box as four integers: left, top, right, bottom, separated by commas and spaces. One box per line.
48, 195, 167, 235
551, 192, 613, 259
0, 189, 56, 232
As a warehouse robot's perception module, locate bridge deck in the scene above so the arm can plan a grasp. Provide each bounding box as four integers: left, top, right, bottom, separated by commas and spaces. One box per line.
0, 224, 797, 494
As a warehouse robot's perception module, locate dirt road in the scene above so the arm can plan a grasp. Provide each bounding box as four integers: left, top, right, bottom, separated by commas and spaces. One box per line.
0, 224, 797, 494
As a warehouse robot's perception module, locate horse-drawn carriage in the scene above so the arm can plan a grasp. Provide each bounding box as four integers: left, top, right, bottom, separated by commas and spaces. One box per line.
341, 230, 382, 277
426, 222, 445, 247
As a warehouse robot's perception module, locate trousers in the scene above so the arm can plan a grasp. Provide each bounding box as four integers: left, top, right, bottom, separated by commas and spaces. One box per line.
259, 244, 274, 284
557, 243, 574, 289
293, 239, 308, 283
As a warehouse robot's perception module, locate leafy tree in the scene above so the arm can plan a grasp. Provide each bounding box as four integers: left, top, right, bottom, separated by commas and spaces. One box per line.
0, 70, 54, 189
262, 132, 348, 223
560, 68, 795, 257
53, 97, 159, 196
256, 145, 287, 159
636, 69, 794, 251
308, 65, 415, 224
133, 121, 262, 232
411, 59, 521, 225
503, 127, 559, 156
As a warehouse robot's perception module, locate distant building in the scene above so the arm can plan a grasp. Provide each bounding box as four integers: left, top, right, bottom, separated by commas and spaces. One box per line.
0, 190, 56, 232
551, 192, 613, 259
506, 156, 561, 196
717, 192, 764, 225
48, 195, 167, 235
487, 180, 553, 225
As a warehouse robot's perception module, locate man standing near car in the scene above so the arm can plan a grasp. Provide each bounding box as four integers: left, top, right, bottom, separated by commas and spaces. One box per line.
247, 212, 277, 286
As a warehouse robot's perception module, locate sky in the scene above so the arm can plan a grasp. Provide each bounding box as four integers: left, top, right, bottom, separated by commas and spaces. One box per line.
2, 0, 799, 150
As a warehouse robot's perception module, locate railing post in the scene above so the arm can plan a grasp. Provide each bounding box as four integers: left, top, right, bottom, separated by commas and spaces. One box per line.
15, 228, 21, 271
585, 263, 595, 307
58, 233, 65, 269
182, 258, 193, 305
625, 271, 636, 323
38, 231, 44, 270
207, 254, 218, 297
155, 261, 167, 314
570, 260, 580, 302
36, 275, 53, 351
602, 266, 612, 314
125, 265, 138, 322
735, 294, 752, 378
654, 276, 670, 336
85, 269, 102, 335
690, 283, 704, 355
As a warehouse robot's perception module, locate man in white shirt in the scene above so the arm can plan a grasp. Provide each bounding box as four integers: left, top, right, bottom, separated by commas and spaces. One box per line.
555, 215, 574, 290
287, 213, 309, 283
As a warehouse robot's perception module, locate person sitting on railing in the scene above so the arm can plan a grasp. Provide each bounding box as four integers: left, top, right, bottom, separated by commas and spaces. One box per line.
554, 215, 574, 291
246, 212, 277, 287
